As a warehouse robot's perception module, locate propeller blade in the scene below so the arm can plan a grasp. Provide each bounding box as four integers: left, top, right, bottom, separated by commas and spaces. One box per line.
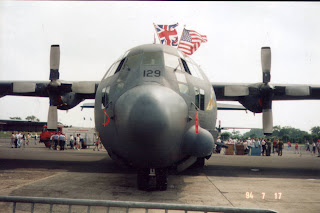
50, 45, 60, 81
47, 105, 58, 130
261, 47, 271, 84
262, 109, 273, 135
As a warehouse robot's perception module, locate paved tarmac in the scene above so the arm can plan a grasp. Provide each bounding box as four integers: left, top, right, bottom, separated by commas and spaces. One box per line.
0, 138, 319, 213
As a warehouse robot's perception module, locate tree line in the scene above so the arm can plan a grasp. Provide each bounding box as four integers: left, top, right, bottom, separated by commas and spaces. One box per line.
9, 115, 40, 122
221, 126, 320, 143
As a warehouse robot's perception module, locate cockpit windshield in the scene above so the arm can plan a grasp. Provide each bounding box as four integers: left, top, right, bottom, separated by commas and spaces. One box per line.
142, 52, 163, 65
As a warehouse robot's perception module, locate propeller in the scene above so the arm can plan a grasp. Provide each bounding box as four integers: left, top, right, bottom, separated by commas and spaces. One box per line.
47, 45, 60, 130
260, 47, 274, 135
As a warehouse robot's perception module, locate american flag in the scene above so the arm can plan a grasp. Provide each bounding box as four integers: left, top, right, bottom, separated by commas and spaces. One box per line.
178, 29, 207, 55
154, 23, 179, 46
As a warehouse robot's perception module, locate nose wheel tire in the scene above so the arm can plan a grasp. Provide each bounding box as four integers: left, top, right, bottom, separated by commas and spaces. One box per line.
156, 168, 168, 191
137, 168, 168, 191
137, 169, 150, 191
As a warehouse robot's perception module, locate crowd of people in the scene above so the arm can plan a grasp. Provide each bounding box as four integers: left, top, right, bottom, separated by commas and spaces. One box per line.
305, 140, 320, 157
216, 137, 320, 157
49, 133, 103, 151
10, 132, 37, 148
9, 131, 103, 151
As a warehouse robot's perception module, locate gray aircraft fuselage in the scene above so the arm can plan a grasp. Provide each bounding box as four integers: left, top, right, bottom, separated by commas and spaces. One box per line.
94, 44, 216, 170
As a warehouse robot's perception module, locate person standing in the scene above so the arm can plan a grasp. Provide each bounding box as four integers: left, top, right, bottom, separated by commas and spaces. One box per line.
22, 134, 26, 148
10, 132, 15, 148
243, 140, 248, 155
26, 133, 30, 145
69, 135, 74, 150
272, 139, 277, 154
34, 133, 37, 145
278, 140, 284, 156
49, 134, 54, 149
312, 141, 316, 156
17, 132, 22, 148
52, 132, 59, 150
266, 139, 272, 156
294, 143, 299, 154
14, 132, 18, 148
76, 134, 80, 150
93, 136, 101, 151
79, 134, 84, 149
261, 139, 266, 156
287, 141, 291, 151
306, 141, 310, 151
59, 133, 66, 151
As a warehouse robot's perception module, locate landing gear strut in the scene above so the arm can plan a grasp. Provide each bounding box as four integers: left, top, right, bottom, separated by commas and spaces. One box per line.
137, 168, 168, 191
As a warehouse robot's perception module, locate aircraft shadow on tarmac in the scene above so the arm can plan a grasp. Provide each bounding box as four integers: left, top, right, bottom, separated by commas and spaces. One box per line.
1, 157, 319, 179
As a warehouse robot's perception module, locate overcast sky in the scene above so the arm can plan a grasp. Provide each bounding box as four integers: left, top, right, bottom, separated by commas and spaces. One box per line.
0, 1, 319, 134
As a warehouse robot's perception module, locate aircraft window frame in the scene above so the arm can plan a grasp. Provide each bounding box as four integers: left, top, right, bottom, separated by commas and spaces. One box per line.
175, 72, 187, 83
186, 61, 204, 80
200, 89, 205, 110
194, 87, 205, 111
142, 52, 163, 66
101, 86, 110, 109
115, 58, 126, 74
178, 83, 189, 94
102, 63, 114, 80
103, 60, 121, 79
180, 58, 191, 75
117, 50, 129, 61
164, 53, 181, 70
125, 52, 143, 69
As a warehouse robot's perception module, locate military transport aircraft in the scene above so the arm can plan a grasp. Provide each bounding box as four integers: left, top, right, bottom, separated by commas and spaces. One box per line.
1, 44, 320, 190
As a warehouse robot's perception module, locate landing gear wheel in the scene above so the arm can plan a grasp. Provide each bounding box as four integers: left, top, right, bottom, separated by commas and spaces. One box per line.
137, 169, 150, 191
156, 168, 168, 191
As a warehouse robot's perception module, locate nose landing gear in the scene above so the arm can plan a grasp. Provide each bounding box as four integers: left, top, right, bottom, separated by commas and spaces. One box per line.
137, 168, 168, 191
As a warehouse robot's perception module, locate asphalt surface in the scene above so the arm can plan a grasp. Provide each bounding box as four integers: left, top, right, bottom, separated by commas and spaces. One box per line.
0, 138, 319, 213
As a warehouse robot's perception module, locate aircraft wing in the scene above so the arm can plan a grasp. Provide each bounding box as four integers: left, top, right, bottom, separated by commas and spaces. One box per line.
81, 102, 95, 109
212, 82, 320, 101
216, 102, 246, 110
0, 45, 102, 131
212, 82, 320, 135
0, 80, 99, 99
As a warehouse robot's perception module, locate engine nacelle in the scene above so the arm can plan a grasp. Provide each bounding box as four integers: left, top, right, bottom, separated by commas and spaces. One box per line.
182, 125, 215, 158
57, 92, 84, 110
238, 96, 263, 113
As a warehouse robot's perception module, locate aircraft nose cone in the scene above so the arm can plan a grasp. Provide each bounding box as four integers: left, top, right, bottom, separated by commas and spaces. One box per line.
114, 84, 188, 167
115, 84, 187, 142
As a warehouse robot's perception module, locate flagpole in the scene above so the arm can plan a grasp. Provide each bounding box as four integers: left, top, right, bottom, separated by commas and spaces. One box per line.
177, 25, 186, 48
153, 23, 162, 44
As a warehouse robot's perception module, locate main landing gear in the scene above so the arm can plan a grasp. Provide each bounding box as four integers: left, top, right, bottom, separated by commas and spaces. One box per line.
137, 168, 168, 191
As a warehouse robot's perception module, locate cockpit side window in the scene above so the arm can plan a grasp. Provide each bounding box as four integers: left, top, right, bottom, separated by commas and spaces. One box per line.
180, 58, 191, 75
142, 52, 162, 65
103, 58, 126, 79
114, 58, 126, 74
181, 58, 203, 80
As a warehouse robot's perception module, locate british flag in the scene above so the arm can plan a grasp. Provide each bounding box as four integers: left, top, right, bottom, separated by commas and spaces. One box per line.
154, 23, 179, 46
177, 28, 207, 55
